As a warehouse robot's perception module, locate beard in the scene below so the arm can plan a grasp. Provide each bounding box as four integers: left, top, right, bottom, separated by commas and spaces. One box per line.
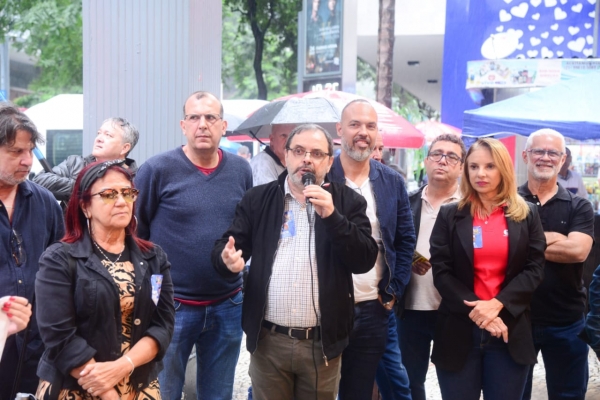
341, 136, 373, 162
529, 162, 558, 181
0, 171, 29, 186
288, 165, 323, 188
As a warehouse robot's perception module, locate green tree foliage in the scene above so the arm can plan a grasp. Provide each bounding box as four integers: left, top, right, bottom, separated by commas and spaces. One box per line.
357, 57, 438, 123
222, 0, 299, 100
1, 0, 82, 107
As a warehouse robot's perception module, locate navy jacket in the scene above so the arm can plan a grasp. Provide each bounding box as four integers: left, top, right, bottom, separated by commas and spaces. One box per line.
212, 172, 378, 361
0, 180, 64, 364
35, 232, 174, 391
328, 157, 416, 303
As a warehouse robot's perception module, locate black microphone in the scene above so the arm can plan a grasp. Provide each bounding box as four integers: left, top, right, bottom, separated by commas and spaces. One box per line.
301, 172, 316, 214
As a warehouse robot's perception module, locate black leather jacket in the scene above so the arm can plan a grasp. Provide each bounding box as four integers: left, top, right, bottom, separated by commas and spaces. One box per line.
33, 155, 138, 201
35, 232, 174, 391
212, 172, 378, 361
409, 185, 426, 239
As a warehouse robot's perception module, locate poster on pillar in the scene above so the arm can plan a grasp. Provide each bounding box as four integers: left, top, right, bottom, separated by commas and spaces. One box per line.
442, 0, 597, 129
305, 0, 343, 76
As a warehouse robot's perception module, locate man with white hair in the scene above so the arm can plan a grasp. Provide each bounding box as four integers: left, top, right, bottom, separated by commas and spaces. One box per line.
33, 117, 139, 203
518, 128, 594, 400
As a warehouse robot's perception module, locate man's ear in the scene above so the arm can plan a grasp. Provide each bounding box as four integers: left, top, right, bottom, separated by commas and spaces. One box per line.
120, 142, 132, 158
221, 120, 228, 137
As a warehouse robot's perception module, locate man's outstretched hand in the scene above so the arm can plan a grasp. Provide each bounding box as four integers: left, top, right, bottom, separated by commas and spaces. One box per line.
221, 236, 245, 273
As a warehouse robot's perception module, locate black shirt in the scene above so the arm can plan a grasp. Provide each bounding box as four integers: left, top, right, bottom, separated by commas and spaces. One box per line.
518, 183, 594, 326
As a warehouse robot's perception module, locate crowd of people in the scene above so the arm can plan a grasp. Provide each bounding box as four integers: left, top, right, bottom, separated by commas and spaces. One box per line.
1, 91, 600, 400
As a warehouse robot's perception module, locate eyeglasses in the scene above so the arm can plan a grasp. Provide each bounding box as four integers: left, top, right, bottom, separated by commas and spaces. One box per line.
92, 188, 139, 204
286, 147, 331, 161
184, 114, 222, 125
527, 148, 564, 160
427, 151, 462, 166
11, 229, 26, 266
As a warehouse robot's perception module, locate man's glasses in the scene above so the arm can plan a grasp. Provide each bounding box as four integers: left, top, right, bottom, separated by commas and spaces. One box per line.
427, 151, 462, 166
527, 148, 564, 161
184, 114, 222, 125
11, 229, 26, 266
286, 147, 331, 161
92, 188, 139, 204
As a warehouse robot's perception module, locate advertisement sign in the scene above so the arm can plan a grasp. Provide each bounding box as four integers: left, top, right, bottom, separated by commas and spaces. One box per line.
466, 58, 600, 88
305, 0, 343, 76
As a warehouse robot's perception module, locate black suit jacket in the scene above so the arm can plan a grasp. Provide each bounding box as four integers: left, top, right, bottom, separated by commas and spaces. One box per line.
429, 202, 546, 371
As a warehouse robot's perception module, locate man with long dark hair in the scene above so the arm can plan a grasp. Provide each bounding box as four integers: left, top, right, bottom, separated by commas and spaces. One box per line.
0, 103, 64, 400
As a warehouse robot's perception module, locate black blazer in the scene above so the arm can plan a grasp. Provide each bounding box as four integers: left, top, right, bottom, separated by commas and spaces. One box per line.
429, 202, 546, 372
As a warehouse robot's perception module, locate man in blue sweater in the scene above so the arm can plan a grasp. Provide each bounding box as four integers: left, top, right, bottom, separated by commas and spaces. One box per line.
135, 91, 252, 400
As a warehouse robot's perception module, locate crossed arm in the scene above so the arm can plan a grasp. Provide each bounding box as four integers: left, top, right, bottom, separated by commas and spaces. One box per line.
544, 231, 593, 263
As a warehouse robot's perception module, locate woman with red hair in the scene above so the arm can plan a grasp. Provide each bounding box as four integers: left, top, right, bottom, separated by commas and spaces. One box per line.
35, 160, 174, 400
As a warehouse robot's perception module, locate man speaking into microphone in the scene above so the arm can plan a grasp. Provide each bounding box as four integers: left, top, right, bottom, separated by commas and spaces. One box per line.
212, 123, 378, 400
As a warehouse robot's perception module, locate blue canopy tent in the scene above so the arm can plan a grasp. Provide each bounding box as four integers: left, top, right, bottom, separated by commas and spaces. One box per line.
463, 72, 600, 140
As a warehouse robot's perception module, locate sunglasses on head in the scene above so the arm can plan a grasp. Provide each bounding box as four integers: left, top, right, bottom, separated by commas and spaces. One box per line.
92, 188, 139, 204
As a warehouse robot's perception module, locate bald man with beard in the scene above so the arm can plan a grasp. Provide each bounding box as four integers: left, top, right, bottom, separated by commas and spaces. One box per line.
328, 100, 416, 400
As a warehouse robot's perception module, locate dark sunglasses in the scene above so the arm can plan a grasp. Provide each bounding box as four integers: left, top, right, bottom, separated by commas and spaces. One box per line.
92, 188, 139, 204
11, 229, 26, 266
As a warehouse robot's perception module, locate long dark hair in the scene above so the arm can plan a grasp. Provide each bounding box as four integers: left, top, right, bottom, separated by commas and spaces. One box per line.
63, 161, 153, 252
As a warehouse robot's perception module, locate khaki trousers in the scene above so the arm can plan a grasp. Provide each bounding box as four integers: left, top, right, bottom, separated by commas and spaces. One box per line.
249, 327, 342, 400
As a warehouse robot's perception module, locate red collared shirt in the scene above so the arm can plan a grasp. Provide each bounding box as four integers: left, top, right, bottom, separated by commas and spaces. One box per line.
473, 207, 508, 300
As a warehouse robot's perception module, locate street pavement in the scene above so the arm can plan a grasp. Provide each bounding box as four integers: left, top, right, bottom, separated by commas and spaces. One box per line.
231, 335, 600, 400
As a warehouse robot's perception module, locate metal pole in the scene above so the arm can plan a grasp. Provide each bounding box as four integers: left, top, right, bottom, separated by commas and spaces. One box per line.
0, 38, 10, 101
297, 0, 307, 94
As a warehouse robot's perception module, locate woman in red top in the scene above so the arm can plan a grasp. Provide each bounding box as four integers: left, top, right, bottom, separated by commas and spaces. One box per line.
430, 138, 546, 400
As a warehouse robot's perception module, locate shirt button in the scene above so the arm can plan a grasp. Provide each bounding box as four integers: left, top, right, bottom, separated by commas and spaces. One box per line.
134, 318, 141, 325
18, 280, 23, 284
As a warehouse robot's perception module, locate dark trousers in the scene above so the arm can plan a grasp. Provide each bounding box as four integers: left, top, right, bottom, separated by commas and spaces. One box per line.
339, 299, 389, 400
436, 326, 530, 400
522, 319, 589, 400
375, 311, 412, 400
0, 335, 40, 400
398, 310, 437, 400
